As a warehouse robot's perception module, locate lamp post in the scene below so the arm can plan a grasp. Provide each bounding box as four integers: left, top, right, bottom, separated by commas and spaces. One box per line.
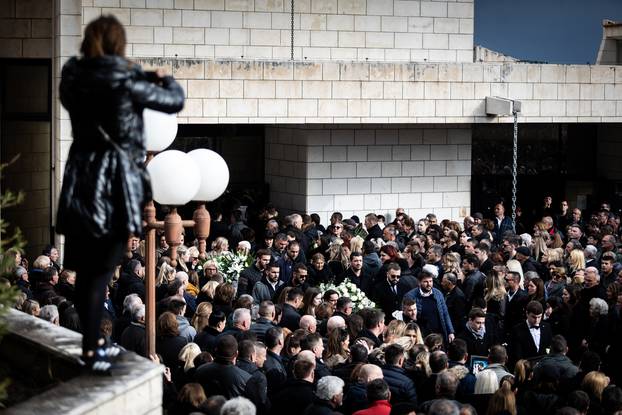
142, 111, 229, 357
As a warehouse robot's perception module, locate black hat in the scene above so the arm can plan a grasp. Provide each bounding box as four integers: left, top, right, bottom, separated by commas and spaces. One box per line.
516, 246, 531, 257
473, 212, 484, 220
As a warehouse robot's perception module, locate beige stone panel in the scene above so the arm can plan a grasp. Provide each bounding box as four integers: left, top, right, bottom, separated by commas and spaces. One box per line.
272, 12, 293, 29
421, 1, 447, 17
294, 62, 322, 80
206, 61, 231, 79
347, 100, 370, 117
355, 15, 381, 31
366, 32, 394, 48
338, 31, 365, 48
302, 47, 331, 60
179, 98, 203, 117
533, 83, 558, 100
263, 62, 293, 80
131, 9, 162, 26
227, 98, 258, 116
483, 64, 501, 82
403, 82, 424, 99
255, 0, 284, 12
540, 65, 565, 83
164, 10, 182, 26
462, 99, 485, 116
362, 82, 383, 99
173, 61, 205, 79
318, 100, 348, 117
367, 0, 393, 15
409, 16, 434, 33
395, 63, 415, 81
382, 16, 408, 32
311, 0, 337, 13
323, 62, 340, 80
244, 80, 276, 98
182, 10, 211, 27
409, 100, 435, 117
383, 82, 403, 99
580, 84, 605, 100
338, 0, 366, 15
357, 48, 385, 61
333, 81, 362, 99
438, 64, 462, 81
526, 64, 541, 83
194, 0, 224, 9
371, 100, 396, 117
300, 14, 327, 30
449, 34, 472, 50
311, 31, 338, 47
450, 83, 473, 99
226, 0, 254, 11
187, 80, 219, 98
258, 99, 288, 116
231, 61, 264, 79
276, 80, 302, 98
369, 63, 395, 81
414, 64, 438, 81
126, 26, 154, 43
303, 80, 332, 98
591, 66, 615, 83
289, 99, 317, 116
540, 100, 566, 117
173, 27, 205, 44
154, 27, 173, 43
507, 83, 532, 100
473, 83, 490, 99
327, 14, 354, 31
434, 17, 460, 33
251, 29, 281, 46
212, 11, 243, 28
565, 65, 591, 83
220, 80, 244, 97
340, 63, 369, 81
424, 82, 450, 99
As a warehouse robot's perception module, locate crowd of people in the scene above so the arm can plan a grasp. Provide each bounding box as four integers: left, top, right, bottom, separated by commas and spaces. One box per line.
5, 198, 622, 415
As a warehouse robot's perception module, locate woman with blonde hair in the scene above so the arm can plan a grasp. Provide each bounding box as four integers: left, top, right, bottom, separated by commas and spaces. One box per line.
582, 371, 610, 404
176, 245, 190, 273
157, 262, 177, 299
191, 302, 212, 332
327, 242, 350, 276
198, 280, 219, 303
178, 342, 201, 373
384, 320, 407, 344
567, 249, 586, 276
403, 322, 424, 345
349, 235, 364, 255
541, 247, 564, 265
207, 237, 229, 258
442, 252, 462, 276
486, 266, 507, 321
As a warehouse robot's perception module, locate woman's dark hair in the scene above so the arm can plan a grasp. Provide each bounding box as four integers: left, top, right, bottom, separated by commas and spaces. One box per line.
81, 15, 126, 58
157, 311, 180, 337
214, 283, 235, 305
177, 383, 207, 408
380, 245, 399, 261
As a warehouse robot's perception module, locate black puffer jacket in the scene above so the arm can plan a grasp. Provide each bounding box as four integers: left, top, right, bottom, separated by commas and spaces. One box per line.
58, 55, 184, 238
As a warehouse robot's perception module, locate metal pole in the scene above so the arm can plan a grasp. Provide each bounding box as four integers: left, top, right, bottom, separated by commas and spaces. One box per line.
511, 110, 518, 231
144, 209, 157, 358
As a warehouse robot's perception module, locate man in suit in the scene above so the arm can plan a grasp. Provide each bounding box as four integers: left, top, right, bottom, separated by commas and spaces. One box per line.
372, 262, 410, 322
493, 203, 514, 245
509, 301, 553, 366
441, 272, 467, 331
503, 270, 528, 341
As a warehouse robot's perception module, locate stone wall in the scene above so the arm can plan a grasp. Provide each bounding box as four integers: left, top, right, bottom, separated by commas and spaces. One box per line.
0, 0, 53, 58
82, 0, 474, 62
133, 58, 622, 124
266, 124, 471, 223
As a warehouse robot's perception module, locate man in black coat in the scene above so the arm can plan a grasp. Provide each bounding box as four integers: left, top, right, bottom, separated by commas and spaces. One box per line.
264, 326, 287, 397
116, 260, 145, 308
279, 287, 304, 331
504, 270, 528, 341
364, 213, 383, 241
381, 343, 418, 405
340, 252, 373, 294
194, 311, 226, 353
238, 341, 271, 415
194, 335, 251, 399
34, 266, 59, 306
272, 359, 316, 415
460, 254, 485, 308
250, 301, 277, 342
119, 303, 147, 357
457, 308, 495, 357
372, 263, 410, 323
237, 249, 272, 297
441, 272, 467, 332
509, 301, 553, 366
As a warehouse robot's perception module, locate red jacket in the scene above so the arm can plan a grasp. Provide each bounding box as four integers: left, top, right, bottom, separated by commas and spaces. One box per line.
353, 400, 391, 415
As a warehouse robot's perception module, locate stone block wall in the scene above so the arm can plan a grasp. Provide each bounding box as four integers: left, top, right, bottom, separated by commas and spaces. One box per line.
0, 0, 53, 58
81, 0, 474, 62
1, 121, 52, 258
266, 124, 471, 224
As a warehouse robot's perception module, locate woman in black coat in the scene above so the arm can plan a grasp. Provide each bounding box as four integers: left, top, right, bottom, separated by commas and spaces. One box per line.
156, 312, 188, 370
57, 15, 184, 373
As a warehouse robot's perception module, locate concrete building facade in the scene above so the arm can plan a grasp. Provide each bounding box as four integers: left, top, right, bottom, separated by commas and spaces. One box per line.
1, 0, 622, 255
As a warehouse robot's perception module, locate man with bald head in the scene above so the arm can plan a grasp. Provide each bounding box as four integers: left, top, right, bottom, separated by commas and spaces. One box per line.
327, 315, 346, 334
343, 364, 384, 414
300, 314, 317, 333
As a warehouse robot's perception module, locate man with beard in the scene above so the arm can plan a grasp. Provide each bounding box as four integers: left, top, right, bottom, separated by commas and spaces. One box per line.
404, 270, 455, 343
373, 263, 411, 322
340, 252, 373, 294
252, 263, 284, 303
238, 249, 272, 297
277, 241, 304, 284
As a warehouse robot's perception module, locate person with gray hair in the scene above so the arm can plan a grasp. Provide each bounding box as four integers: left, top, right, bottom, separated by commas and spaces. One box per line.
586, 298, 610, 356
39, 304, 59, 326
120, 304, 147, 356
222, 308, 251, 342
308, 376, 344, 412
220, 396, 257, 415
343, 364, 384, 414
428, 399, 460, 415
300, 314, 317, 333
326, 315, 346, 333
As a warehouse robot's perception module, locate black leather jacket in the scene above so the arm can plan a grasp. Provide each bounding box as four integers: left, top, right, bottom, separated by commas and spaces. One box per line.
57, 55, 184, 238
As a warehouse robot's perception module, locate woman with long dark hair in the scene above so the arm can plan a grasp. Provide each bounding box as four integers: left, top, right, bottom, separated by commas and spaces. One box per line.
58, 15, 184, 373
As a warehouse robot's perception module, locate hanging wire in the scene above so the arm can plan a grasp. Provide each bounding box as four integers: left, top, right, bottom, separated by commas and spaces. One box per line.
290, 0, 294, 61
511, 110, 518, 232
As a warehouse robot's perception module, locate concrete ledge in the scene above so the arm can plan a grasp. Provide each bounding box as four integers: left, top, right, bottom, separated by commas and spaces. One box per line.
2, 309, 163, 414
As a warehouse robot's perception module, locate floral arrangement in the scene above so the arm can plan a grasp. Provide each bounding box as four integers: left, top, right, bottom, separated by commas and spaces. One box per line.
211, 251, 254, 285
319, 280, 376, 311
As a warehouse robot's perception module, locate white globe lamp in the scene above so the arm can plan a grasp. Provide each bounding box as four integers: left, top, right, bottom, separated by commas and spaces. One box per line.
143, 108, 178, 152
188, 149, 229, 202
147, 150, 200, 205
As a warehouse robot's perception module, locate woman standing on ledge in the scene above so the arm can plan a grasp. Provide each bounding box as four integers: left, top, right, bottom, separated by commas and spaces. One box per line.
57, 15, 184, 373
